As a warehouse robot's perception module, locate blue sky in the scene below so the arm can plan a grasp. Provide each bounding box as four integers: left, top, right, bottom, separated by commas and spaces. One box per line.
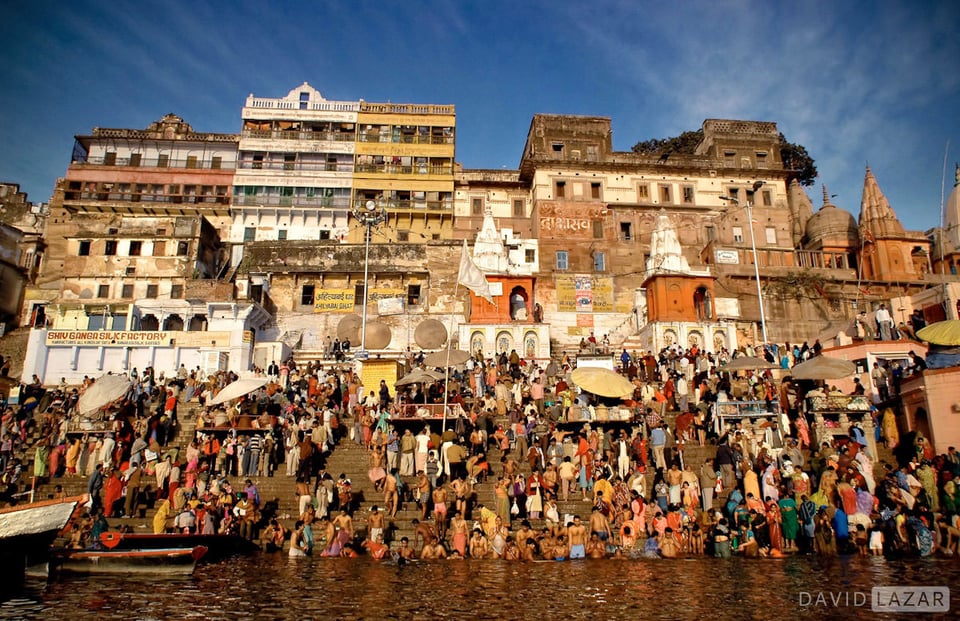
0, 0, 957, 232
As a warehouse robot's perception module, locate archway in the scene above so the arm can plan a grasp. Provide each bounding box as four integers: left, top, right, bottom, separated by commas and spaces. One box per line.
524, 331, 538, 358
189, 315, 208, 331
163, 314, 184, 331
509, 286, 529, 321
140, 314, 159, 331
496, 331, 514, 354
694, 287, 713, 320
470, 331, 485, 358
913, 407, 932, 444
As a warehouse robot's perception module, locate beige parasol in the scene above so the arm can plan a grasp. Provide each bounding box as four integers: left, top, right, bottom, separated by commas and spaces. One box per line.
395, 368, 445, 386
208, 377, 270, 405
570, 367, 635, 398
77, 374, 132, 417
423, 349, 471, 368
719, 356, 779, 371
789, 356, 857, 380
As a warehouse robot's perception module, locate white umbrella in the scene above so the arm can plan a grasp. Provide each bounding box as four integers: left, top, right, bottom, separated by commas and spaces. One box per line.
790, 356, 857, 380
395, 368, 445, 386
570, 367, 635, 398
208, 377, 269, 405
77, 374, 132, 417
423, 349, 471, 368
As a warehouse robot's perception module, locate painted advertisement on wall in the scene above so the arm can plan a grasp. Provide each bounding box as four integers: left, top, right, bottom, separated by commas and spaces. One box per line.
557, 275, 614, 313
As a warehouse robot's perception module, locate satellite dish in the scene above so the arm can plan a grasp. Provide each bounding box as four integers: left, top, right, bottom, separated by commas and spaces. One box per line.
415, 319, 448, 349
365, 321, 392, 349
336, 314, 362, 342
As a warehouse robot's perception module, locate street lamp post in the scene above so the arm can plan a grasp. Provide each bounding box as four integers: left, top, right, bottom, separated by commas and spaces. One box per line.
720, 181, 769, 345
352, 198, 388, 359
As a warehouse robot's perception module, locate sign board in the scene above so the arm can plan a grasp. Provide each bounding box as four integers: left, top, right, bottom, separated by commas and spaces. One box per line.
715, 249, 740, 265
46, 330, 173, 347
314, 289, 355, 312
488, 282, 503, 297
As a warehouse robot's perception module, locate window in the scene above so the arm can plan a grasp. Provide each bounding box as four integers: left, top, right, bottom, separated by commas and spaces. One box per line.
620, 222, 632, 240
243, 227, 256, 242
682, 186, 695, 204
186, 156, 198, 169
407, 284, 421, 305
170, 284, 183, 299
129, 241, 142, 256
723, 150, 736, 165
591, 183, 601, 199
157, 154, 169, 168
512, 199, 524, 217
211, 156, 222, 169
278, 230, 287, 240
556, 250, 569, 270
129, 153, 141, 167
525, 248, 536, 263
125, 266, 136, 276
354, 283, 366, 301
319, 230, 331, 240
177, 241, 189, 255
592, 220, 603, 239
98, 284, 109, 298
762, 190, 772, 207
299, 91, 309, 110
594, 252, 606, 272
301, 284, 315, 306
153, 241, 166, 256
105, 240, 117, 256
756, 151, 768, 168
732, 227, 744, 243
284, 154, 296, 170
727, 188, 739, 203
146, 284, 158, 299
552, 142, 564, 155
659, 184, 672, 204
252, 154, 264, 169
765, 227, 777, 245
78, 240, 91, 256
471, 197, 483, 215
122, 284, 134, 298
103, 152, 117, 166
555, 181, 566, 198
637, 184, 649, 200
706, 225, 716, 241
397, 231, 409, 242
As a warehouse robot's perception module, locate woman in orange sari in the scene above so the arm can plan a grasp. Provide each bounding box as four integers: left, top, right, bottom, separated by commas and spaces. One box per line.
766, 498, 784, 552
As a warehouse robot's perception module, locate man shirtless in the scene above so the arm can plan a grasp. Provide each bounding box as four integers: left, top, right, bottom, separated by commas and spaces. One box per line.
420, 536, 447, 560
411, 518, 436, 554
502, 539, 521, 561
367, 505, 385, 543
384, 469, 399, 518
589, 507, 612, 543
659, 527, 680, 558
396, 536, 416, 560
415, 471, 431, 520
432, 485, 449, 538
586, 533, 607, 558
558, 457, 578, 502
469, 529, 491, 558
568, 516, 587, 559
515, 520, 535, 557
450, 476, 471, 517
450, 511, 470, 557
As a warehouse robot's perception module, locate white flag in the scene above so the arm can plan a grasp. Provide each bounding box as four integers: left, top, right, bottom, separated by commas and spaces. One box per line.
458, 240, 494, 304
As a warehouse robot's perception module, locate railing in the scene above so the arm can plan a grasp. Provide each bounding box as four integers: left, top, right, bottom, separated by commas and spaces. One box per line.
241, 129, 356, 142
235, 195, 351, 209
73, 155, 236, 169
237, 161, 354, 173
354, 199, 453, 211
713, 399, 784, 445
357, 133, 455, 145
245, 97, 361, 112
64, 192, 230, 206
354, 164, 452, 176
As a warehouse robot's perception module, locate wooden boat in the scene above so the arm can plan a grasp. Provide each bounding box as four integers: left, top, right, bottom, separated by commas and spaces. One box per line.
100, 532, 258, 561
0, 495, 87, 587
53, 545, 207, 576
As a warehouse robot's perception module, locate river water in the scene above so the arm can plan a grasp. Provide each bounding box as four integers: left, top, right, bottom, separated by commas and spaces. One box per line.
2, 555, 958, 620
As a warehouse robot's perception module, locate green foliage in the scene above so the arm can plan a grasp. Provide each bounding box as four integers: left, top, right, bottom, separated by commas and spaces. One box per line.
631, 130, 704, 155
630, 128, 818, 187
778, 133, 818, 187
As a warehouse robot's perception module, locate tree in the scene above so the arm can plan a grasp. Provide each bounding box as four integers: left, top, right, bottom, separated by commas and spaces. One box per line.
778, 133, 817, 187
631, 129, 818, 186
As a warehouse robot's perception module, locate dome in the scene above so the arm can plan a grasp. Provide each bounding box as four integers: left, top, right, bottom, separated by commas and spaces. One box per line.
803, 185, 860, 248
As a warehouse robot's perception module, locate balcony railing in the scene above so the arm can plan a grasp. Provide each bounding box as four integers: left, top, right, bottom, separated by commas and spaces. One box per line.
73, 156, 235, 170
64, 192, 230, 205
359, 102, 455, 115
241, 129, 356, 142
357, 133, 455, 145
354, 199, 453, 212
354, 164, 453, 176
236, 196, 351, 209
237, 161, 354, 173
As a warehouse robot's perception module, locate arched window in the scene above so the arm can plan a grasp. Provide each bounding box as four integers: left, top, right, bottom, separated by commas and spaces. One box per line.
188, 315, 208, 331
694, 287, 713, 320
509, 286, 529, 321
140, 314, 159, 331
163, 314, 184, 331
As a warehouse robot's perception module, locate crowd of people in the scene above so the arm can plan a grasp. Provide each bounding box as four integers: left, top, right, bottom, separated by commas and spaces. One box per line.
1, 334, 956, 564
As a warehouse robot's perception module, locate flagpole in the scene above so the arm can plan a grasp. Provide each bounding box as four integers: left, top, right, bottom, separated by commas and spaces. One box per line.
441, 280, 459, 434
